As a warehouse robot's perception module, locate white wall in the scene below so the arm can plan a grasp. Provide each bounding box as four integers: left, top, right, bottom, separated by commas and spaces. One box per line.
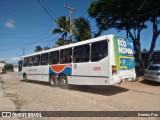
0, 63, 5, 68
14, 67, 19, 72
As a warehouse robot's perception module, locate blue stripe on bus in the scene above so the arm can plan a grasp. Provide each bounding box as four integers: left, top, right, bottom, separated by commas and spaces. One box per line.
49, 66, 72, 76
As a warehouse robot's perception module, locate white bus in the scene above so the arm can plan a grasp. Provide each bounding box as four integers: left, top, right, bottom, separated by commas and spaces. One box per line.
18, 35, 136, 88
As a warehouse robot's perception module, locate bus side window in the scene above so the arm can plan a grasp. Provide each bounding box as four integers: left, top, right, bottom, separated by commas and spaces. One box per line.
49, 51, 59, 64
41, 53, 48, 65
91, 40, 108, 62
28, 56, 33, 66
60, 48, 72, 64
23, 57, 28, 67
34, 55, 40, 66
73, 44, 90, 63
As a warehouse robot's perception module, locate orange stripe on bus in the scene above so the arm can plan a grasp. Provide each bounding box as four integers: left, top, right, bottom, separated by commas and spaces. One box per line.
50, 64, 72, 73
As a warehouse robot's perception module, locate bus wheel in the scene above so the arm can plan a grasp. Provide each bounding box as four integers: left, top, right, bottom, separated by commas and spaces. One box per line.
50, 75, 58, 87
59, 75, 68, 89
23, 74, 27, 82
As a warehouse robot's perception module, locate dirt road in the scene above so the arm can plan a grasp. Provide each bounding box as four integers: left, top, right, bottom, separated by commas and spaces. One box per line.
0, 72, 160, 120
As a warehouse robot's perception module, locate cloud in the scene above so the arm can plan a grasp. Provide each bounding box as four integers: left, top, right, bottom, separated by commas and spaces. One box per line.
5, 19, 15, 28
5, 57, 19, 65
11, 57, 19, 61
0, 58, 5, 61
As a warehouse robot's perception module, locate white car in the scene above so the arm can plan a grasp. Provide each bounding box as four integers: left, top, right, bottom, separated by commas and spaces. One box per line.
144, 64, 160, 82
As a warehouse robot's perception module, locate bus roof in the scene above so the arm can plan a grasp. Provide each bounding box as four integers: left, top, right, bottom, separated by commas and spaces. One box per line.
20, 34, 116, 58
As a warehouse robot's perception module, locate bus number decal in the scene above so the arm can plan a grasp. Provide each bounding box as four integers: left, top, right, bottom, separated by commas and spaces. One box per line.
93, 67, 101, 71
28, 69, 37, 72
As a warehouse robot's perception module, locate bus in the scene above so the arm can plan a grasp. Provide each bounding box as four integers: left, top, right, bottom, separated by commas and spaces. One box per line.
18, 35, 136, 88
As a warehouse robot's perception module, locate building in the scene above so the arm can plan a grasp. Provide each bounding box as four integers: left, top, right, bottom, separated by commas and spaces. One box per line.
13, 65, 19, 72
0, 61, 6, 74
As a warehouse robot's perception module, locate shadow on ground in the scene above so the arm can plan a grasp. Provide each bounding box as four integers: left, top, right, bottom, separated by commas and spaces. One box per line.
140, 79, 160, 86
69, 85, 129, 96
20, 79, 49, 86
20, 80, 128, 96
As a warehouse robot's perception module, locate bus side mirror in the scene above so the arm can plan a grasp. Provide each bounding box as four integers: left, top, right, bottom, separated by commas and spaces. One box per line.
18, 60, 22, 71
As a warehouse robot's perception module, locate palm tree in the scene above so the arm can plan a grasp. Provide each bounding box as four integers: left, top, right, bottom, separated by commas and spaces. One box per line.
73, 17, 91, 42
52, 16, 101, 46
56, 38, 68, 46
52, 16, 70, 39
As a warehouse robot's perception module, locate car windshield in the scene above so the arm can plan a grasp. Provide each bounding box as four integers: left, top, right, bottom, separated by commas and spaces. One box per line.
147, 66, 160, 70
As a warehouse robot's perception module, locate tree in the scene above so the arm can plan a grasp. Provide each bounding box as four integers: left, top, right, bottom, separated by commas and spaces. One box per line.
52, 16, 100, 46
43, 46, 50, 50
4, 64, 13, 71
34, 46, 42, 52
73, 17, 91, 42
88, 0, 160, 73
56, 38, 68, 46
145, 0, 160, 67
52, 16, 70, 41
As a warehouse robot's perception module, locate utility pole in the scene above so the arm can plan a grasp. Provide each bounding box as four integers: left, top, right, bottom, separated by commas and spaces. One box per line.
64, 4, 78, 43
22, 48, 25, 55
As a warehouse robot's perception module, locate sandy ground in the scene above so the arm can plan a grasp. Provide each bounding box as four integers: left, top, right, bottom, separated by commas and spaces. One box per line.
0, 72, 160, 120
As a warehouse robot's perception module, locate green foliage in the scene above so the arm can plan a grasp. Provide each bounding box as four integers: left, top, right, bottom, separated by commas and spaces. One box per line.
52, 16, 70, 39
88, 0, 148, 31
53, 16, 94, 45
43, 46, 50, 50
73, 17, 91, 42
4, 64, 13, 70
56, 38, 68, 46
34, 46, 42, 52
88, 0, 160, 73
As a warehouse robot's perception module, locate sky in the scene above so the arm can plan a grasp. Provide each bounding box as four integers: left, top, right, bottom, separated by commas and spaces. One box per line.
0, 0, 160, 65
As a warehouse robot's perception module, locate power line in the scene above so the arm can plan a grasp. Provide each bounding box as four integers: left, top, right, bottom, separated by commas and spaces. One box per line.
0, 27, 52, 36
0, 35, 53, 52
37, 0, 56, 21
40, 0, 57, 18
0, 33, 51, 45
22, 48, 25, 55
45, 33, 63, 46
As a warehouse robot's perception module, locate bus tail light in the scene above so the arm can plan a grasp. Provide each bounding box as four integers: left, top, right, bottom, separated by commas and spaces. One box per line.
112, 65, 117, 75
